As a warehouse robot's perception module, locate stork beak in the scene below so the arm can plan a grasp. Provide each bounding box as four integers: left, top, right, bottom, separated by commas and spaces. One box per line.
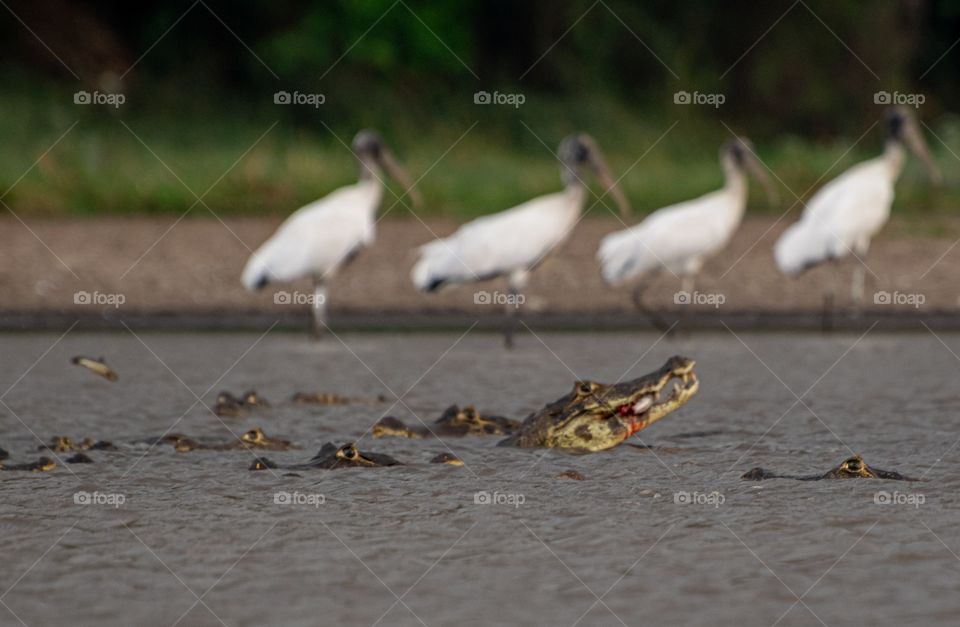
903, 122, 942, 185
587, 150, 631, 217
380, 149, 424, 209
744, 153, 780, 207
595, 168, 631, 218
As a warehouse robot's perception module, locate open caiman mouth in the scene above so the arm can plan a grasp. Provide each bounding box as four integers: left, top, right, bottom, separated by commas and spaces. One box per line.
614, 369, 699, 434
499, 355, 700, 451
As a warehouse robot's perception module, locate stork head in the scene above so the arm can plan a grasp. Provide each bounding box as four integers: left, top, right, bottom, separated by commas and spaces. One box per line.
886, 107, 941, 184
721, 136, 779, 207
352, 129, 423, 208
558, 134, 631, 217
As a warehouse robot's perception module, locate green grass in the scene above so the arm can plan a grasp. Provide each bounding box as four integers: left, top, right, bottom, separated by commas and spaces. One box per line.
2, 76, 958, 223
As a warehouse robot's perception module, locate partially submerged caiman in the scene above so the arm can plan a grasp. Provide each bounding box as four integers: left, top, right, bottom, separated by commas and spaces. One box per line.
147, 427, 295, 452
373, 404, 518, 439
742, 455, 919, 482
291, 392, 388, 405
39, 436, 117, 453
0, 428, 295, 471
214, 390, 270, 417
498, 356, 699, 452
250, 442, 400, 471
1, 456, 57, 472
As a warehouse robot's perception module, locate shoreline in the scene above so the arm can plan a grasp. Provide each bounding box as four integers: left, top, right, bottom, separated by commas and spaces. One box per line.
2, 308, 957, 332
2, 214, 959, 331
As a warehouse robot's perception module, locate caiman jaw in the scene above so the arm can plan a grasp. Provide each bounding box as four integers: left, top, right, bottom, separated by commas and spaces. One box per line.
614, 367, 699, 437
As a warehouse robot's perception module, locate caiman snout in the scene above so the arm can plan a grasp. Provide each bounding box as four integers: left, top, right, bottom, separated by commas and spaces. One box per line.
615, 357, 698, 435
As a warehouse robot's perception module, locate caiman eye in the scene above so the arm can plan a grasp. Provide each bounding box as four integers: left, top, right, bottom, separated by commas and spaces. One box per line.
337, 444, 358, 460
576, 382, 595, 396
845, 459, 862, 472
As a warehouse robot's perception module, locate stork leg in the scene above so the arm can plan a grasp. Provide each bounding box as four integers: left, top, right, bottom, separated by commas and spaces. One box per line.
821, 261, 837, 333
850, 264, 866, 311
677, 274, 696, 334
310, 278, 328, 340
503, 271, 528, 349
503, 286, 519, 349
631, 276, 673, 334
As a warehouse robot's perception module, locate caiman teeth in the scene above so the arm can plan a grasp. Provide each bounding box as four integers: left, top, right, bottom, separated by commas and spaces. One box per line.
632, 396, 654, 414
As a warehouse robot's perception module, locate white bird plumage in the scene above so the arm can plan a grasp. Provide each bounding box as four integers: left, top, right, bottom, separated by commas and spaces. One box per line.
773, 106, 941, 305
773, 158, 895, 276
598, 137, 776, 313
242, 130, 420, 336
241, 180, 381, 289
410, 186, 586, 291
411, 133, 630, 346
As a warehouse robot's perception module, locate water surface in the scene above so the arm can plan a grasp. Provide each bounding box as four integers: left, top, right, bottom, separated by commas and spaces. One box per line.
2, 330, 958, 626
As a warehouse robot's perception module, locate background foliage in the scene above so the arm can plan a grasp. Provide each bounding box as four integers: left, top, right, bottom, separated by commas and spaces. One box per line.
0, 0, 958, 218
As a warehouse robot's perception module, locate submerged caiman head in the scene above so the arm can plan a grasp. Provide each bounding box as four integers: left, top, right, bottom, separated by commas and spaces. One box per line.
498, 356, 699, 452
742, 455, 919, 481
821, 455, 917, 480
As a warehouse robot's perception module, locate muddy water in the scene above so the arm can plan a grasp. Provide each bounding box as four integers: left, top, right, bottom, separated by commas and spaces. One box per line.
1, 330, 958, 626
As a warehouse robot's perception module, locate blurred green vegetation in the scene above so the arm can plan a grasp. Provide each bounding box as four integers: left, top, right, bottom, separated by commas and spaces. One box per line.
0, 0, 958, 219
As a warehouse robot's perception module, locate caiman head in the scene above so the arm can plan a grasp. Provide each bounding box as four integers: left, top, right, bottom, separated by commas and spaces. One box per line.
500, 356, 699, 452
308, 442, 401, 468
435, 405, 519, 436
372, 416, 427, 439
821, 455, 917, 481
240, 428, 293, 450
40, 436, 76, 453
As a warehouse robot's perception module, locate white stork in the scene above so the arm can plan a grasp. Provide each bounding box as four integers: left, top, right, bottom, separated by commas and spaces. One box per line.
597, 137, 776, 325
410, 134, 629, 346
774, 106, 941, 308
242, 130, 421, 336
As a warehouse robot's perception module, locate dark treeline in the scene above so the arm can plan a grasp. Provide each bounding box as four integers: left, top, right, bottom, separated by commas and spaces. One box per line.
1, 0, 958, 134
